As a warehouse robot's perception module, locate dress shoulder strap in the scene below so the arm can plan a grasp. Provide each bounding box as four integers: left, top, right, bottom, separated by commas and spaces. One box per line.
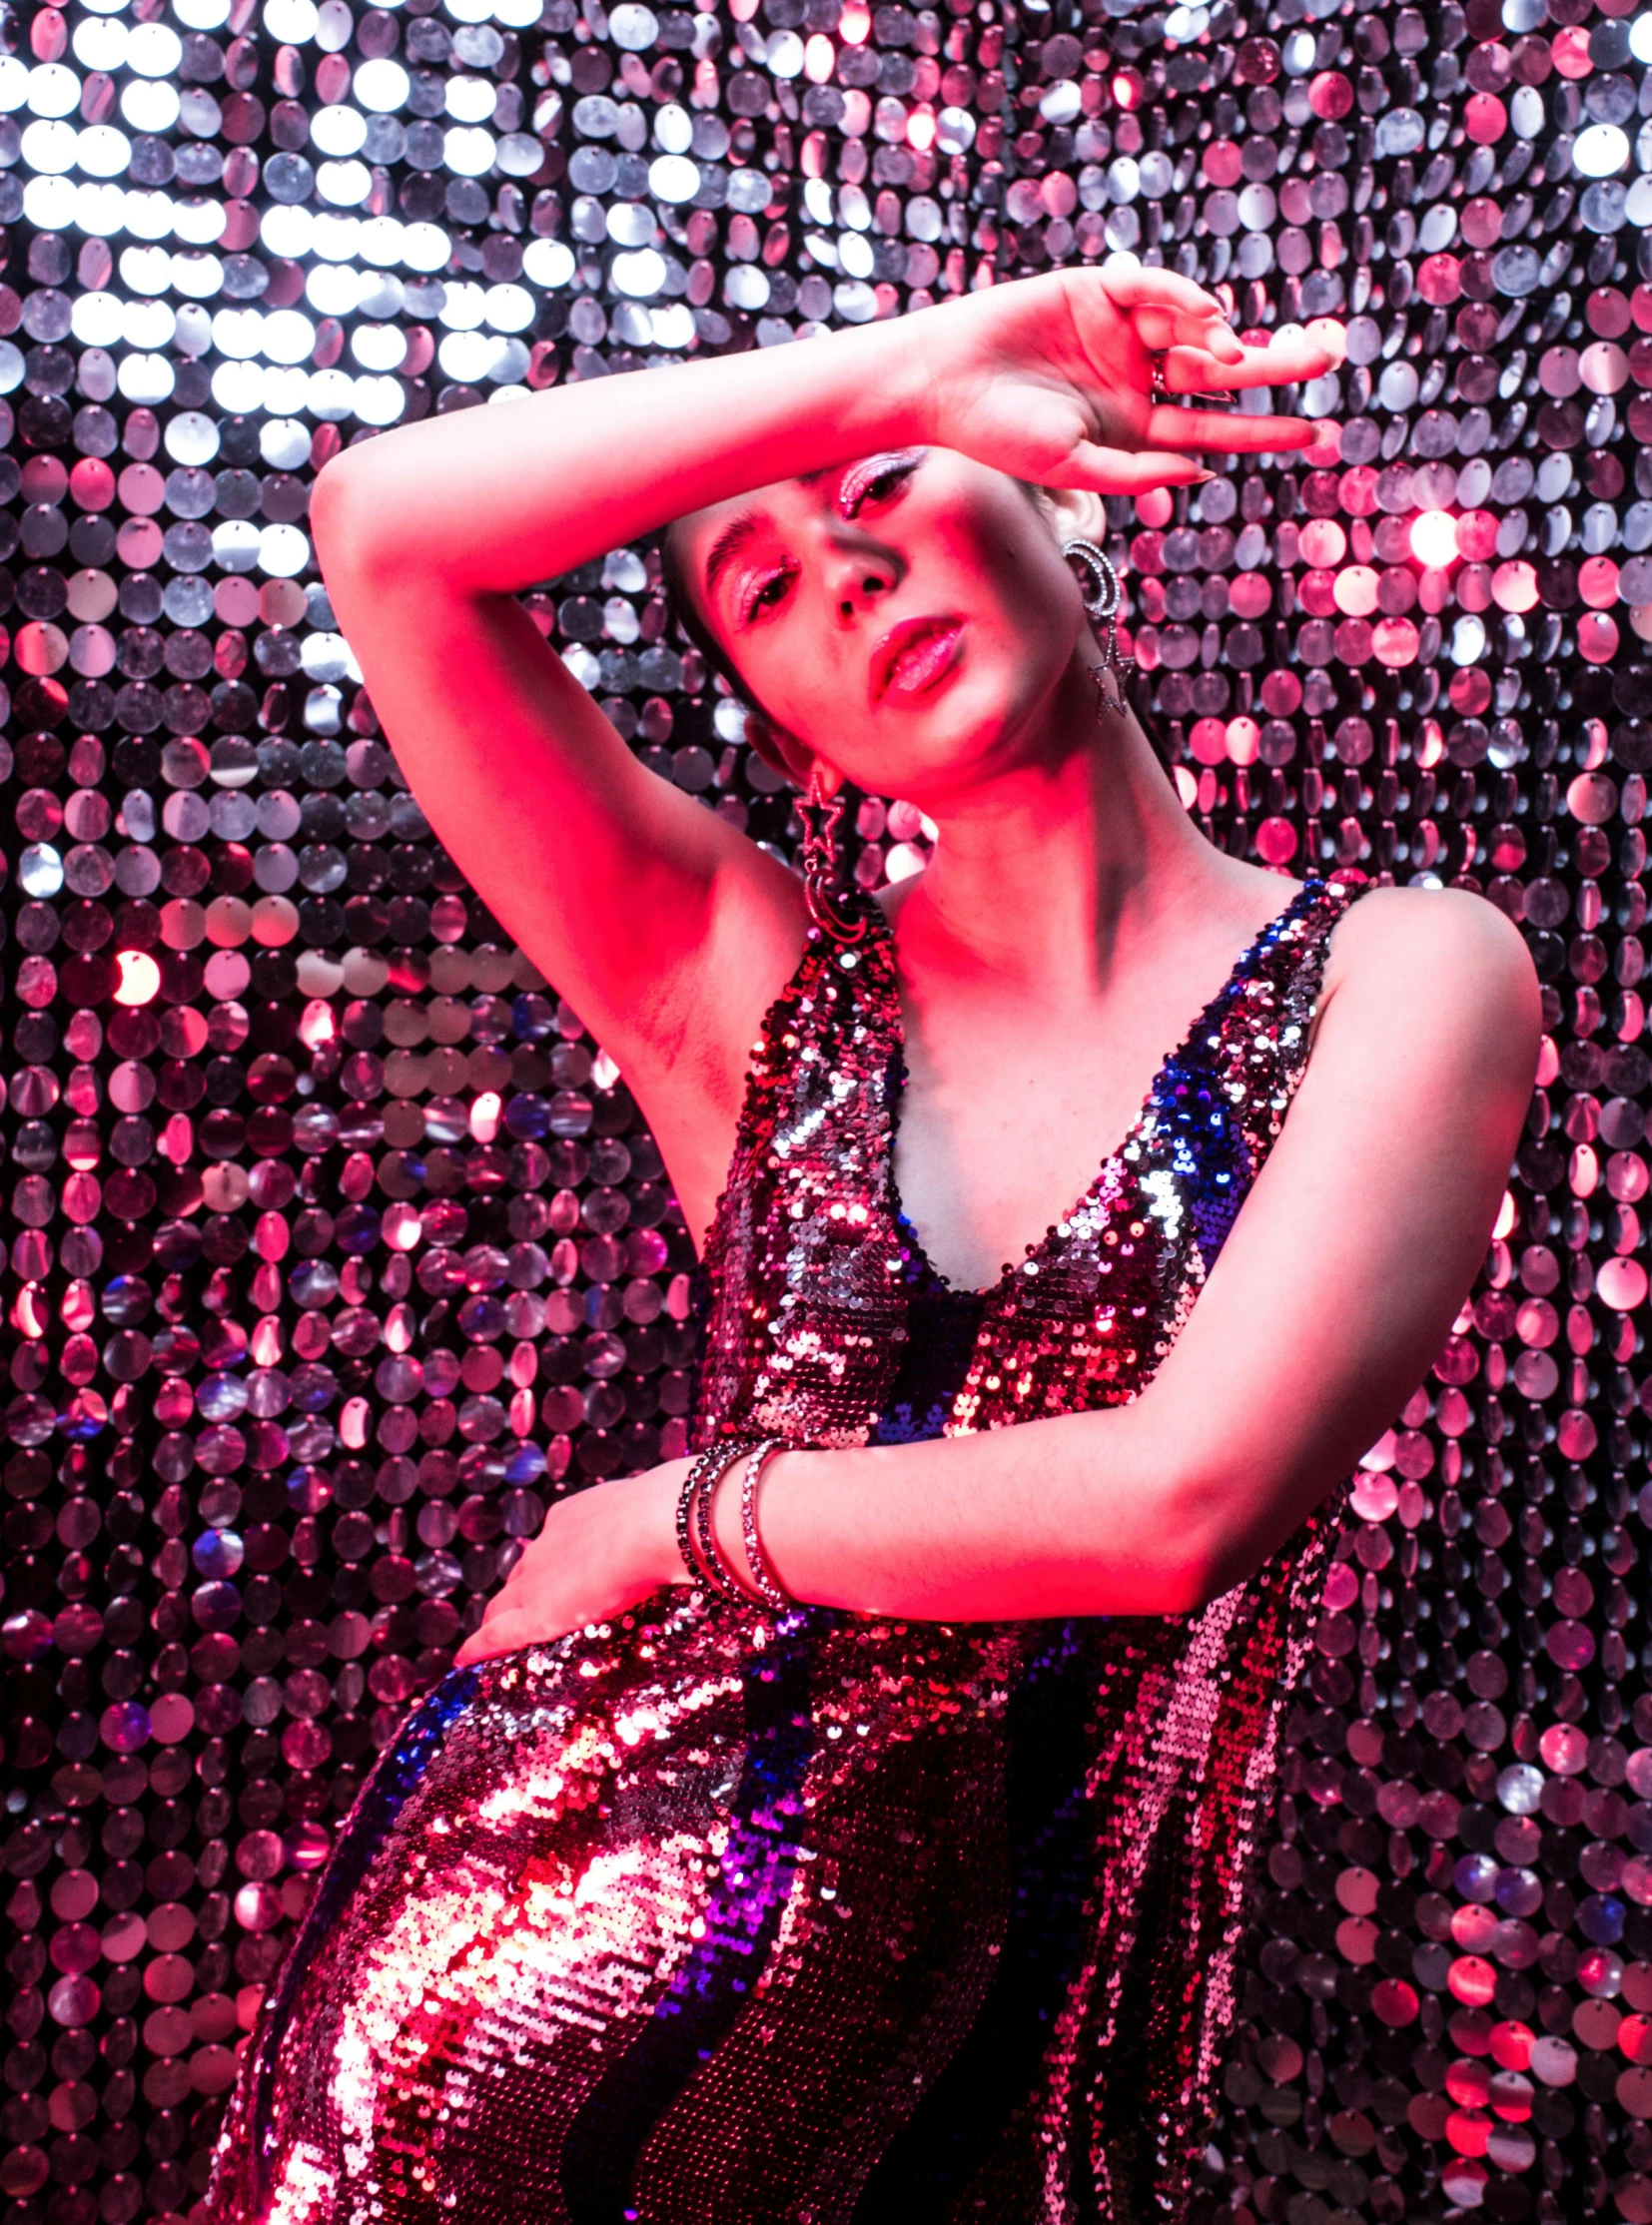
693, 895, 907, 1449
1244, 872, 1373, 1076
1133, 874, 1373, 1268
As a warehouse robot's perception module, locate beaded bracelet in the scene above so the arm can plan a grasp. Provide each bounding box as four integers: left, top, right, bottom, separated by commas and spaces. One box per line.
738, 1439, 796, 1614
674, 1441, 754, 1605
692, 1443, 755, 1605
677, 1437, 807, 1612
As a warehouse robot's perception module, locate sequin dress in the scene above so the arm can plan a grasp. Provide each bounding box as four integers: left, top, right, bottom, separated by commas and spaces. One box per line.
207, 872, 1369, 2225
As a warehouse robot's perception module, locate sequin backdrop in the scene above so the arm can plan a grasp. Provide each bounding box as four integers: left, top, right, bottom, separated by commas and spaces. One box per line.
1, 0, 1651, 2216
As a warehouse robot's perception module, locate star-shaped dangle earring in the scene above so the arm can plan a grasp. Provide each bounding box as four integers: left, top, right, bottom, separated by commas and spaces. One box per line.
1091, 660, 1126, 719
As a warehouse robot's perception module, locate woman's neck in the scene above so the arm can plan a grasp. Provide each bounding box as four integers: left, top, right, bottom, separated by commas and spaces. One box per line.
882, 669, 1238, 1006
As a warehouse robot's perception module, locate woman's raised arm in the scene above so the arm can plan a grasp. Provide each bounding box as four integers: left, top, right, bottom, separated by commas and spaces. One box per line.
309, 309, 926, 1238
310, 266, 1337, 1236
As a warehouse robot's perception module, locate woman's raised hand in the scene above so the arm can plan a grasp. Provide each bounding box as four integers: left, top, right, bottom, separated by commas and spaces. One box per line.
918, 254, 1345, 494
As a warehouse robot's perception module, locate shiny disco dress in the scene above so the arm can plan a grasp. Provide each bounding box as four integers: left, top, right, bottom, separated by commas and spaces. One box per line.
207, 872, 1370, 2225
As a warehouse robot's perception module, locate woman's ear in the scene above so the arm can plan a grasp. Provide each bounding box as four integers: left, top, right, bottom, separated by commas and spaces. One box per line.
1041, 484, 1110, 546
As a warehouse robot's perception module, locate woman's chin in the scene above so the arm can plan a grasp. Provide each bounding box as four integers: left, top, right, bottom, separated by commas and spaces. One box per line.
825, 660, 1062, 803
861, 724, 1032, 812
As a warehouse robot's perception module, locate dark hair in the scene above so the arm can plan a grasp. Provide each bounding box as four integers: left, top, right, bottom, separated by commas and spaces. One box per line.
658, 515, 758, 723
657, 485, 1173, 771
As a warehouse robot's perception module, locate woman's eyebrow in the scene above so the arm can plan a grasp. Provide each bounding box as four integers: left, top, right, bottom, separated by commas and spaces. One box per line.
702, 466, 846, 597
702, 509, 764, 599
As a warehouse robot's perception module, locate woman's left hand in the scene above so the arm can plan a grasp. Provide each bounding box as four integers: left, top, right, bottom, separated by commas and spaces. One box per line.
453, 1457, 691, 1666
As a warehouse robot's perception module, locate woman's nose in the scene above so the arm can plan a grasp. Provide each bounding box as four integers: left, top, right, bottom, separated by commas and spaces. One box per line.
835, 564, 891, 619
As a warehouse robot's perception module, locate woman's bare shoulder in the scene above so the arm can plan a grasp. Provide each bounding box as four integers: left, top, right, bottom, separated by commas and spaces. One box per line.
1314, 881, 1541, 1077
1330, 880, 1536, 984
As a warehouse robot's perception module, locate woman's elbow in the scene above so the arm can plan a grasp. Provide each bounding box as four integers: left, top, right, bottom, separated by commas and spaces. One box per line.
1072, 1425, 1239, 1613
309, 453, 388, 592
1172, 1463, 1343, 1611
1103, 1508, 1230, 1617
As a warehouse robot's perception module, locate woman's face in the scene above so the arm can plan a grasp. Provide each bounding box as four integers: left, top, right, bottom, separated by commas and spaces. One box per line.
672, 447, 1102, 811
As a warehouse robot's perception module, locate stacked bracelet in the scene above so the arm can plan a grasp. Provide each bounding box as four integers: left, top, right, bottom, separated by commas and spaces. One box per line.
692, 1444, 752, 1606
673, 1436, 800, 1612
674, 1442, 753, 1605
738, 1440, 796, 1614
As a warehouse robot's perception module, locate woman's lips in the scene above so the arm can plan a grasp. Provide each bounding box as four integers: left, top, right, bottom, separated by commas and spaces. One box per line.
872, 617, 964, 704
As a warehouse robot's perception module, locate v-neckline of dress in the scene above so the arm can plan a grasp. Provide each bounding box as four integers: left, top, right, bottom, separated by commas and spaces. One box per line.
878, 877, 1330, 1304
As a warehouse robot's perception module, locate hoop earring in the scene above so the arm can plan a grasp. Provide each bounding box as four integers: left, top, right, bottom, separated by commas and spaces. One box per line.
1061, 536, 1134, 720
797, 768, 867, 946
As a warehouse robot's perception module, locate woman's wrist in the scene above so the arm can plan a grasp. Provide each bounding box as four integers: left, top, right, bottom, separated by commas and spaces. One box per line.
641, 1459, 698, 1592
706, 1446, 814, 1604
828, 311, 943, 454
854, 309, 944, 451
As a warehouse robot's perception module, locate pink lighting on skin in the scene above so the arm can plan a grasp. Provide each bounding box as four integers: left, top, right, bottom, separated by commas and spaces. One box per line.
113, 950, 161, 1006
1411, 511, 1459, 568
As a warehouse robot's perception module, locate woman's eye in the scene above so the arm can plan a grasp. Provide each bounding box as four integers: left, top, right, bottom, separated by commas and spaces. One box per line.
743, 569, 792, 622
848, 458, 917, 515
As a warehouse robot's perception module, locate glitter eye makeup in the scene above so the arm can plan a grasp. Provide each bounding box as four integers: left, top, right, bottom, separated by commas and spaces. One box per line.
738, 553, 798, 627
837, 448, 927, 519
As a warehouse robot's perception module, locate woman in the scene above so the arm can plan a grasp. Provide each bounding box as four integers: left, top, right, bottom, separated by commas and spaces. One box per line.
207, 263, 1538, 2222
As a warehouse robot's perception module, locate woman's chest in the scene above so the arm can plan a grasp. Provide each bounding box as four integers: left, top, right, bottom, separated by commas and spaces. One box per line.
889, 1014, 1188, 1294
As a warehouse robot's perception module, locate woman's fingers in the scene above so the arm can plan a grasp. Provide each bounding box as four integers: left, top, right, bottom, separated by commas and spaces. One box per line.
1099, 256, 1227, 328
1145, 404, 1319, 452
1097, 263, 1247, 362
1168, 316, 1246, 363
1155, 320, 1345, 389
455, 1609, 549, 1664
1060, 442, 1218, 492
1248, 333, 1342, 382
1163, 328, 1344, 390
1128, 306, 1247, 363
1159, 343, 1317, 394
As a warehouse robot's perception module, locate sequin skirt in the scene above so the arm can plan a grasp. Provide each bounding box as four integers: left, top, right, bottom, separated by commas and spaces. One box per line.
203, 1589, 1170, 2225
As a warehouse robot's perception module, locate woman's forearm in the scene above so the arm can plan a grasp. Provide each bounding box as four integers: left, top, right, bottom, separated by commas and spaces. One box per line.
313, 312, 936, 596
707, 1407, 1222, 1624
